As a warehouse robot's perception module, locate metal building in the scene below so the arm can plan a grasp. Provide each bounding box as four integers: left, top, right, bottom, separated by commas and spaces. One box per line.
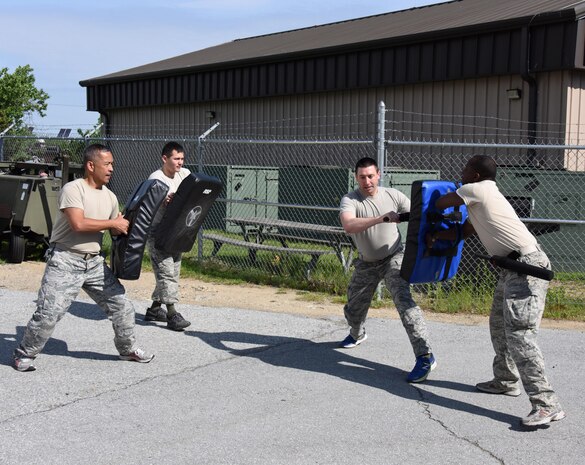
80, 0, 585, 169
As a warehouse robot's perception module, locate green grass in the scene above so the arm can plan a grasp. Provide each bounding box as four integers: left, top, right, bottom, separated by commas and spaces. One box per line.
3, 232, 584, 322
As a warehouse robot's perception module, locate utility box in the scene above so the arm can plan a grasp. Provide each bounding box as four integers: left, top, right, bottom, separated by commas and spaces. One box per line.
498, 167, 585, 272
278, 166, 355, 227
194, 165, 279, 232
278, 166, 441, 238
383, 168, 442, 196
382, 168, 441, 241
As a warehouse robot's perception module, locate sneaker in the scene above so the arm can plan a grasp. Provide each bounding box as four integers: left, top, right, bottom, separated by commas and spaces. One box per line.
340, 332, 367, 349
119, 348, 154, 363
144, 306, 167, 322
407, 353, 436, 383
476, 380, 521, 397
522, 406, 566, 427
13, 352, 36, 372
167, 313, 191, 331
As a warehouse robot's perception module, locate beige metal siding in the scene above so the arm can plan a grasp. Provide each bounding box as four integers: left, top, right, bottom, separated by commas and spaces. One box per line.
104, 76, 536, 139
564, 71, 585, 170
103, 70, 585, 169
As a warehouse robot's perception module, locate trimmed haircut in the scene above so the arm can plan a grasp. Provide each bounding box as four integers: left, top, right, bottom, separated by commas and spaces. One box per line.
162, 141, 185, 157
83, 143, 111, 166
355, 157, 378, 173
468, 155, 497, 180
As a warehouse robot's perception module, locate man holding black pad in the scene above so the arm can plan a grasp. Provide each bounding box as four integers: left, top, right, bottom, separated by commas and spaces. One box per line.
144, 141, 192, 331
430, 155, 564, 427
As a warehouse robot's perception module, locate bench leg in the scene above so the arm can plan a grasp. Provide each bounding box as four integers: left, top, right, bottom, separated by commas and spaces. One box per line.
211, 241, 223, 257
248, 249, 257, 264
305, 254, 320, 278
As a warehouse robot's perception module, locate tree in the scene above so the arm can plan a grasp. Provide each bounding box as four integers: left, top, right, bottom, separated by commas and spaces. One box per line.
0, 65, 49, 133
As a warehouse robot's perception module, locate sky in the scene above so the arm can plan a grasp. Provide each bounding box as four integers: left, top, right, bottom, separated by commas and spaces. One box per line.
1, 0, 443, 134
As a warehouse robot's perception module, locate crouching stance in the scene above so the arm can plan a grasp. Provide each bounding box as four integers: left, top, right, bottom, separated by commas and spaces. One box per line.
339, 157, 436, 383
13, 144, 154, 372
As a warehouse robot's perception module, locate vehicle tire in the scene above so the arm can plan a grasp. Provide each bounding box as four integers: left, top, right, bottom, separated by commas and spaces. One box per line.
8, 232, 26, 263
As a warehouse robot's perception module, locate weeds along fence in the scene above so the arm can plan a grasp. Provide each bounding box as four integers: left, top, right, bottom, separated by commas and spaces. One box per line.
1, 105, 584, 311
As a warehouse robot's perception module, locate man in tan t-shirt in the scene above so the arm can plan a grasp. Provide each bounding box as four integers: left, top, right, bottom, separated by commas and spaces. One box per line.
339, 157, 435, 384
13, 144, 154, 372
431, 155, 564, 428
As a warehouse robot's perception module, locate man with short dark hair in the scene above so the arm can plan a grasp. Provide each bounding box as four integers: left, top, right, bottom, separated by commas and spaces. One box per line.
13, 144, 154, 372
144, 141, 192, 331
339, 157, 436, 383
431, 155, 564, 427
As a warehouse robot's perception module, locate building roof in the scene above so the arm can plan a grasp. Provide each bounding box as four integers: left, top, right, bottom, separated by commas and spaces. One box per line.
81, 0, 585, 85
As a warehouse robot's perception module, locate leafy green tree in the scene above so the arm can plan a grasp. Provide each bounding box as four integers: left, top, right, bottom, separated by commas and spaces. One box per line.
0, 65, 49, 132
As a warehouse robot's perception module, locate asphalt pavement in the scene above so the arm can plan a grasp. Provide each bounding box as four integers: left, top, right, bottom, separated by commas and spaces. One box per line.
1, 288, 583, 465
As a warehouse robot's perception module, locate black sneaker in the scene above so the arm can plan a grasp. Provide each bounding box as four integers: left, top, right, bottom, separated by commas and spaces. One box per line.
167, 313, 191, 331
144, 307, 168, 322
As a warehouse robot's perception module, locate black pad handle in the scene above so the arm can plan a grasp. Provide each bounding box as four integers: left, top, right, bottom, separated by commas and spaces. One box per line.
475, 253, 554, 281
427, 211, 463, 223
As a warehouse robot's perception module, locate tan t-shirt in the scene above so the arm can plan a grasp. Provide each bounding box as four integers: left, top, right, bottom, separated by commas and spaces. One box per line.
340, 186, 410, 262
456, 180, 537, 256
148, 167, 191, 227
49, 178, 119, 254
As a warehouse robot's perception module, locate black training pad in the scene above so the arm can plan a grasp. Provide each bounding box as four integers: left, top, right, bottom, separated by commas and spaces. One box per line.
111, 179, 169, 280
154, 172, 223, 253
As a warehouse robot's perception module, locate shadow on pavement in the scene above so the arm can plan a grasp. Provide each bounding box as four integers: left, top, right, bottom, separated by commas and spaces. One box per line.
0, 299, 126, 368
188, 329, 524, 430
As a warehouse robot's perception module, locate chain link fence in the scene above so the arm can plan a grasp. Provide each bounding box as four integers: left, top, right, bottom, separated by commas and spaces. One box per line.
1, 104, 584, 309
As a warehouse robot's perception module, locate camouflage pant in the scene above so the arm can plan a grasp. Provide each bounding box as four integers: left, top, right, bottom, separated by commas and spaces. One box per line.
489, 248, 561, 409
344, 250, 432, 357
18, 249, 136, 357
147, 236, 182, 305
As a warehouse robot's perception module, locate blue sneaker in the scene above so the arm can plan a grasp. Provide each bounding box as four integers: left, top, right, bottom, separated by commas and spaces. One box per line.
407, 353, 436, 383
340, 332, 367, 348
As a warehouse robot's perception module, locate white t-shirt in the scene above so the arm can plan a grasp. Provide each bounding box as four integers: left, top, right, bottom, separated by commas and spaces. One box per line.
50, 178, 119, 254
456, 180, 537, 256
148, 167, 191, 227
340, 186, 410, 262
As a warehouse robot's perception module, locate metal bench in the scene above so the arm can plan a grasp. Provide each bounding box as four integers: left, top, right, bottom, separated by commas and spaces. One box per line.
202, 232, 333, 277
226, 217, 356, 272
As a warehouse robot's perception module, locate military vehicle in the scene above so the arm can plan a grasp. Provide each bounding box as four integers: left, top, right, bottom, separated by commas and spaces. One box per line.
0, 156, 82, 263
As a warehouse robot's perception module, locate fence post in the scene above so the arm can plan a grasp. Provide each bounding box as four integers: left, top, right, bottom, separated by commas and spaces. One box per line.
197, 122, 221, 260
377, 100, 386, 185
0, 122, 16, 161
375, 101, 387, 300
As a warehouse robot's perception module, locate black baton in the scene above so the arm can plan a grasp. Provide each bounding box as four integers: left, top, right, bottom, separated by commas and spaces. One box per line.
474, 253, 554, 281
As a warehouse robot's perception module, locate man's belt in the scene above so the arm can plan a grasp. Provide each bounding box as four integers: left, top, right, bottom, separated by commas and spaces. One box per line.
53, 246, 100, 260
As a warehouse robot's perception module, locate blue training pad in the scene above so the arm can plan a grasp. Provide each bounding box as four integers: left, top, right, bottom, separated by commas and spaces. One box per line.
400, 180, 467, 283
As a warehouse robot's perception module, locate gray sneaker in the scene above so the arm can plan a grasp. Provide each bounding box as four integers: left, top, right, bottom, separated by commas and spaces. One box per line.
167, 313, 191, 331
522, 407, 566, 427
476, 380, 521, 397
13, 351, 36, 372
144, 306, 168, 322
119, 348, 154, 363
